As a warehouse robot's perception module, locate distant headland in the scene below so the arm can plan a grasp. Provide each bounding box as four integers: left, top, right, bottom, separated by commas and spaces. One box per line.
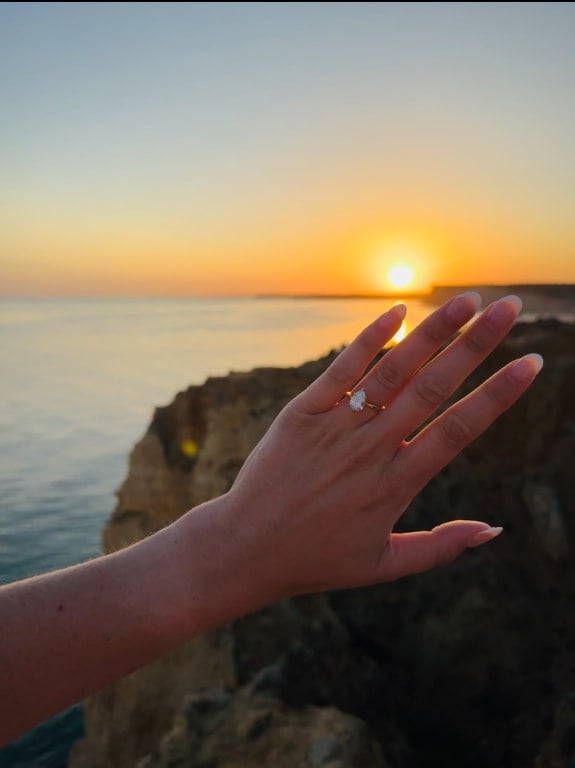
256, 284, 575, 315
255, 292, 429, 300
427, 284, 575, 315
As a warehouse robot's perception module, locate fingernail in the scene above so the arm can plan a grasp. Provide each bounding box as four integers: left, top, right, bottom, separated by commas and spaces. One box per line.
391, 303, 407, 320
445, 291, 482, 324
467, 526, 503, 548
510, 353, 544, 382
486, 295, 523, 325
501, 294, 523, 314
376, 303, 406, 330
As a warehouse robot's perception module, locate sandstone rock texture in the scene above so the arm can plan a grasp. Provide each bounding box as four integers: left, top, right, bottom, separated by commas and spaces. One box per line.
70, 320, 575, 768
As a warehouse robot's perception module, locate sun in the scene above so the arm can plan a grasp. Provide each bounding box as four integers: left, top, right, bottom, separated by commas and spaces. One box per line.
387, 263, 415, 291
364, 238, 433, 295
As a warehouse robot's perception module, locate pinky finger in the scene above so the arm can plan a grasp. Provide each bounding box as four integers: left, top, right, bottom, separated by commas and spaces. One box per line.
394, 353, 543, 495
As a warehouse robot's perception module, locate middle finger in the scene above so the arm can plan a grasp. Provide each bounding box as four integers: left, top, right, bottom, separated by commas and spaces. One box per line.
367, 294, 523, 446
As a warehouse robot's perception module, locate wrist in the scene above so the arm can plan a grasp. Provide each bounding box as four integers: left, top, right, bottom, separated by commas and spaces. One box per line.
132, 493, 273, 655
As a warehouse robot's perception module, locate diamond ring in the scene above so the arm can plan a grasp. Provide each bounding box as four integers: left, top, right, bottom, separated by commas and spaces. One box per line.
345, 389, 385, 413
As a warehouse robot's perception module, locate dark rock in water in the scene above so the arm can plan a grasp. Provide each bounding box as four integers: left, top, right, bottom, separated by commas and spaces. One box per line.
69, 320, 575, 768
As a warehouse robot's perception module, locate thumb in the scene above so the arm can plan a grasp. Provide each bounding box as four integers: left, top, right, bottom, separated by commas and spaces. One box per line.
376, 520, 503, 582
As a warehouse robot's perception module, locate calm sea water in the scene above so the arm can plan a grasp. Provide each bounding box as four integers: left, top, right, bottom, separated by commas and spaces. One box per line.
0, 296, 433, 767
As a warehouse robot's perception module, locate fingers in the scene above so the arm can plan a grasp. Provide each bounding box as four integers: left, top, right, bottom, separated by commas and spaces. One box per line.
371, 295, 523, 445
375, 521, 503, 582
393, 353, 543, 497
355, 291, 482, 408
299, 304, 406, 414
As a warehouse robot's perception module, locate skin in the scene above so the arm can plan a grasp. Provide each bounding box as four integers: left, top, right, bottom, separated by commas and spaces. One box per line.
0, 293, 543, 745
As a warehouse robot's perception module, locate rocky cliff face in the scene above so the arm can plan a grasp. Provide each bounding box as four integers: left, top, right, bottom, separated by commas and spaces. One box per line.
70, 320, 575, 768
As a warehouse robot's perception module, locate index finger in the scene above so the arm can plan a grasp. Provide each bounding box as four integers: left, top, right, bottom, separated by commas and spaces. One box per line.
298, 305, 406, 414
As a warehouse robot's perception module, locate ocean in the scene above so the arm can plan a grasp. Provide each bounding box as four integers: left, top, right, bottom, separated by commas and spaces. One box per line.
0, 296, 434, 767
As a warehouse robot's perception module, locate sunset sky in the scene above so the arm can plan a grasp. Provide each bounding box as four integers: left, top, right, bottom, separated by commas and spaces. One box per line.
1, 2, 574, 297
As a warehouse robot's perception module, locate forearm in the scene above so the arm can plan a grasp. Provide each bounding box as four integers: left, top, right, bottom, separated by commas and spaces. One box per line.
0, 493, 263, 745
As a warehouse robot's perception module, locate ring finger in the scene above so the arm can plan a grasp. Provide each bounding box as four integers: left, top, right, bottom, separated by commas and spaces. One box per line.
341, 291, 481, 422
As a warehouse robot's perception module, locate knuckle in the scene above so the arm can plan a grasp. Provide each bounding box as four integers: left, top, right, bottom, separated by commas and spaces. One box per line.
325, 361, 350, 387
414, 373, 450, 407
484, 379, 512, 408
462, 329, 490, 355
374, 358, 405, 392
432, 537, 458, 570
354, 324, 378, 355
421, 319, 447, 345
440, 410, 474, 446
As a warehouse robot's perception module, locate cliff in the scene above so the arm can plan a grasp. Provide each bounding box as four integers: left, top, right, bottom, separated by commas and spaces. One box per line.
69, 320, 575, 768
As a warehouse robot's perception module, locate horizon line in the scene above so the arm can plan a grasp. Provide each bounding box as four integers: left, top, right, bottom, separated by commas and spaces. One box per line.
1, 282, 574, 301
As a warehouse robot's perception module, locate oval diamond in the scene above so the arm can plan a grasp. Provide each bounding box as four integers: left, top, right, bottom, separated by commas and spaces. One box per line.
349, 389, 367, 412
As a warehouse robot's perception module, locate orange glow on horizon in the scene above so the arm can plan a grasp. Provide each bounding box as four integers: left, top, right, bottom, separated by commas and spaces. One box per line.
364, 238, 435, 295
2, 211, 575, 297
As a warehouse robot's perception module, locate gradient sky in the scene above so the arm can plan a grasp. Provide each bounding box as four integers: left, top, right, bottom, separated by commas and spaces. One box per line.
1, 2, 574, 296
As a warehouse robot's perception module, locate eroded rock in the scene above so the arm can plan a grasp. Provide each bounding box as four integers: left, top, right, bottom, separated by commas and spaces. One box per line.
136, 683, 389, 768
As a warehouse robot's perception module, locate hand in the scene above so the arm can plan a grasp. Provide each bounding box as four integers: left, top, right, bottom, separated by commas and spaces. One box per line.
226, 293, 542, 600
